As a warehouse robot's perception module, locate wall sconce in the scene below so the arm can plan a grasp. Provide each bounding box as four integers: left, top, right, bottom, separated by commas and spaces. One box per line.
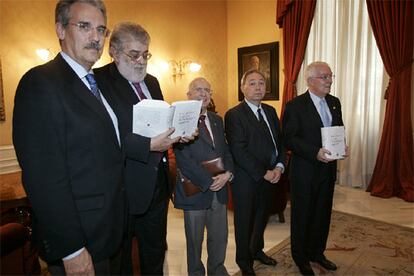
36, 48, 53, 62
167, 60, 201, 83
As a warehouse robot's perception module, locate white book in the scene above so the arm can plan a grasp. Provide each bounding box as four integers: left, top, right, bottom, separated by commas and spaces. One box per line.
321, 126, 346, 160
132, 99, 202, 139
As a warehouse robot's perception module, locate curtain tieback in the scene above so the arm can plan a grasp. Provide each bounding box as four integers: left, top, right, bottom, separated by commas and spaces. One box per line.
384, 59, 413, 99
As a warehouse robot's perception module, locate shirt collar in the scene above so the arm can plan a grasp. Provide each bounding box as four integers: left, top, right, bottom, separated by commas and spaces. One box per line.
60, 51, 91, 79
244, 99, 262, 112
309, 90, 325, 106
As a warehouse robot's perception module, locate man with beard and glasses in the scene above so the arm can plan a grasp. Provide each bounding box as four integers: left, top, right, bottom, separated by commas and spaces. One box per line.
13, 0, 125, 275
95, 22, 196, 275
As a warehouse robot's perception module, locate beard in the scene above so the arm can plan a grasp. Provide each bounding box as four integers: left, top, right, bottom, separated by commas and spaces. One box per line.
135, 66, 147, 82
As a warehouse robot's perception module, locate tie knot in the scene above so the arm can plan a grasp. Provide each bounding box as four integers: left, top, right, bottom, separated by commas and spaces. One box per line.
85, 73, 97, 86
199, 115, 206, 122
132, 82, 140, 89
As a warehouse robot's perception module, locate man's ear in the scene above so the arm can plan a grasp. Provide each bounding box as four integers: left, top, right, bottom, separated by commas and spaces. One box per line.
56, 23, 65, 40
109, 46, 119, 63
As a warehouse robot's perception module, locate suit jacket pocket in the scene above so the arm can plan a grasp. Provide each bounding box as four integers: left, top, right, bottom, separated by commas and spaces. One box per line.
75, 194, 105, 211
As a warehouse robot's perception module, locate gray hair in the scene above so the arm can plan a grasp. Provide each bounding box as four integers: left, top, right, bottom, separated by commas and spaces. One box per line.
305, 61, 331, 82
109, 22, 151, 54
241, 69, 266, 86
55, 0, 107, 26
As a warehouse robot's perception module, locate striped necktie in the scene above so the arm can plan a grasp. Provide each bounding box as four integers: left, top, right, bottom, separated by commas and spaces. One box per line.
85, 74, 102, 103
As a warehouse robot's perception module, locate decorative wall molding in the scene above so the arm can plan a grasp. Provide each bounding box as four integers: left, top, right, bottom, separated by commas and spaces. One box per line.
0, 145, 21, 174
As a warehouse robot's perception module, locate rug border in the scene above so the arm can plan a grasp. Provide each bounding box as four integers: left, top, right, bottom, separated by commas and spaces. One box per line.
332, 209, 414, 232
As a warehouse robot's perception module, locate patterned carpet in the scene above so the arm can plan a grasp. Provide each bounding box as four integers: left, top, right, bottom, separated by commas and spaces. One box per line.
235, 211, 414, 275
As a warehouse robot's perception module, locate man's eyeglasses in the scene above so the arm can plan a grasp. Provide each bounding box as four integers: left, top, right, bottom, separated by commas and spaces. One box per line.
312, 74, 335, 81
68, 22, 110, 38
122, 51, 152, 62
193, 87, 213, 95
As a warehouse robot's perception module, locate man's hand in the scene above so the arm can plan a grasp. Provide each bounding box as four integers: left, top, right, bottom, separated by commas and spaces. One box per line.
343, 145, 350, 158
179, 129, 199, 144
317, 148, 335, 163
210, 171, 231, 191
150, 128, 180, 152
270, 167, 282, 184
264, 168, 282, 184
63, 249, 94, 276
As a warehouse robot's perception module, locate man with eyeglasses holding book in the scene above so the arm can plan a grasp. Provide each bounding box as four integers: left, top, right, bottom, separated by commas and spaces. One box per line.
173, 77, 234, 276
95, 22, 196, 275
283, 61, 349, 275
13, 0, 125, 275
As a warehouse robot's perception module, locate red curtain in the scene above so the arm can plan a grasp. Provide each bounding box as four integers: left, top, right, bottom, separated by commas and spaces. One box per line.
366, 0, 414, 202
276, 0, 316, 116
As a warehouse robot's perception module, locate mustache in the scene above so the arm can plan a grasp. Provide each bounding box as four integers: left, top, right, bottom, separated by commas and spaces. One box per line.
85, 41, 102, 50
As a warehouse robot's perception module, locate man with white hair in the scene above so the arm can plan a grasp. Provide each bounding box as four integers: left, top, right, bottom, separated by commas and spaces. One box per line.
283, 61, 348, 275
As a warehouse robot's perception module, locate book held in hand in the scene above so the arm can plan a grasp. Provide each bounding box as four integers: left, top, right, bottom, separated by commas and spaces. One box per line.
321, 126, 346, 160
132, 99, 202, 139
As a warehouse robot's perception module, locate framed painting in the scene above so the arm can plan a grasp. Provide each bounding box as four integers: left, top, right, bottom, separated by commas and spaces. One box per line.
238, 42, 279, 101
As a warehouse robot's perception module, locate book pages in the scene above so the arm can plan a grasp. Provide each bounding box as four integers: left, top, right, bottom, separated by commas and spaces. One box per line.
132, 99, 201, 138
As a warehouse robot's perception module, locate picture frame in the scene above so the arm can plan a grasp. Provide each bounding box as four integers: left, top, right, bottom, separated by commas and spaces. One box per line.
0, 57, 5, 122
238, 42, 279, 101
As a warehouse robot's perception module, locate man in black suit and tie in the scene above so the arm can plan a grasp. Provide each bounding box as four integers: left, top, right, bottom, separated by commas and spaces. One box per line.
95, 22, 195, 275
13, 1, 124, 275
225, 69, 285, 275
283, 61, 348, 275
174, 77, 234, 276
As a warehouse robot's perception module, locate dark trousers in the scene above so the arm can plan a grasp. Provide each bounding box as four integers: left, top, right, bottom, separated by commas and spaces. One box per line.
290, 167, 335, 265
232, 179, 273, 271
121, 166, 169, 275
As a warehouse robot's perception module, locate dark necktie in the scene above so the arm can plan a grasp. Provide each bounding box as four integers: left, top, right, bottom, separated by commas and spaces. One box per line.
132, 82, 147, 101
85, 73, 102, 103
258, 108, 277, 166
199, 115, 213, 144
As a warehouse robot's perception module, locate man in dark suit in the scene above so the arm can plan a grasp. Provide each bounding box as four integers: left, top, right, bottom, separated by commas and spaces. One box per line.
12, 1, 124, 275
282, 61, 348, 275
225, 69, 285, 275
174, 77, 233, 276
95, 22, 195, 275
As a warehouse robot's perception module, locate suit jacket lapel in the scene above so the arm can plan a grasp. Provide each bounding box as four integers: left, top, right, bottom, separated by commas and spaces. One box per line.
304, 91, 325, 127
262, 105, 278, 145
56, 56, 119, 147
241, 101, 263, 134
325, 95, 341, 126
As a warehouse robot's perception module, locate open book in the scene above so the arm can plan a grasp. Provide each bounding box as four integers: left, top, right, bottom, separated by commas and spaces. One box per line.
321, 126, 346, 160
132, 99, 202, 139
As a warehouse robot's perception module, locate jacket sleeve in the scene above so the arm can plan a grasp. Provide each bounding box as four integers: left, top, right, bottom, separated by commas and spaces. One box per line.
282, 101, 320, 163
173, 142, 214, 193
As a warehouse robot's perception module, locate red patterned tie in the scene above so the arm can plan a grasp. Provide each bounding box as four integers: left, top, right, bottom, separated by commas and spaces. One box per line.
132, 82, 147, 101
199, 115, 213, 144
